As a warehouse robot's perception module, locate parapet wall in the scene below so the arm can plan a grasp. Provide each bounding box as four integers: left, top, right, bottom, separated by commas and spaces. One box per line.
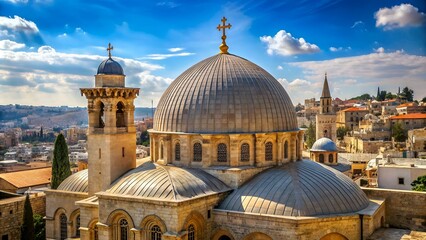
362, 188, 426, 231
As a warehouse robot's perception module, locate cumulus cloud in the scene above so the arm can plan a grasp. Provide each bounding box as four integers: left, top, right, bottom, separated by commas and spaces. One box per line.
375, 4, 425, 30
288, 51, 426, 101
260, 30, 320, 56
0, 39, 25, 50
0, 46, 170, 106
141, 52, 195, 60
374, 47, 385, 53
168, 47, 183, 52
0, 15, 39, 33
288, 78, 311, 87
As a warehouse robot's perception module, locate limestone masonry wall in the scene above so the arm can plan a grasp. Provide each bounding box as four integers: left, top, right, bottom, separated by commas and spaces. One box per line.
362, 188, 426, 231
0, 193, 46, 240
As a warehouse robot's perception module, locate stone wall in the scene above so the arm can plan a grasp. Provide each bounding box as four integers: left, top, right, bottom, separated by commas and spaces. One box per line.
362, 188, 426, 231
0, 193, 46, 240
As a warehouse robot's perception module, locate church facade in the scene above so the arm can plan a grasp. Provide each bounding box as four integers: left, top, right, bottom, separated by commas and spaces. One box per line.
45, 19, 385, 240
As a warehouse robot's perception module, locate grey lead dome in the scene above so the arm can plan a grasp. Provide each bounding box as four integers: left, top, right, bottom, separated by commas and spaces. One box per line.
97, 57, 124, 75
154, 53, 298, 134
311, 137, 338, 152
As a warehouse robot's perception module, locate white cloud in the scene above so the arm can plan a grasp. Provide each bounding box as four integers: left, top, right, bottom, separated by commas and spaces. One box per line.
168, 47, 183, 52
375, 4, 425, 30
5, 0, 28, 3
330, 46, 351, 52
288, 51, 426, 101
277, 65, 283, 70
288, 78, 311, 87
141, 52, 195, 60
351, 21, 364, 28
374, 47, 385, 53
260, 30, 320, 56
58, 33, 67, 38
0, 39, 25, 50
75, 27, 86, 35
0, 15, 39, 33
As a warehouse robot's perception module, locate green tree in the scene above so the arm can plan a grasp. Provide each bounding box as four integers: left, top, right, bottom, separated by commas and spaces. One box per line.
401, 86, 414, 102
411, 175, 426, 191
51, 133, 71, 189
139, 130, 150, 146
392, 122, 406, 142
305, 122, 316, 149
385, 92, 397, 100
421, 96, 426, 103
21, 194, 34, 240
34, 214, 45, 240
336, 126, 349, 140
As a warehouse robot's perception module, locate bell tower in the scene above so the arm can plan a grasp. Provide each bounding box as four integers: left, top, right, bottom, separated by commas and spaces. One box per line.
81, 43, 139, 195
316, 73, 337, 141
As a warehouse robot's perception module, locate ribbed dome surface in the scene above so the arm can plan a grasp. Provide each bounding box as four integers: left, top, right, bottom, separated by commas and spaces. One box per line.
57, 169, 88, 193
154, 54, 297, 134
97, 57, 124, 75
106, 162, 230, 201
218, 160, 369, 217
311, 137, 338, 152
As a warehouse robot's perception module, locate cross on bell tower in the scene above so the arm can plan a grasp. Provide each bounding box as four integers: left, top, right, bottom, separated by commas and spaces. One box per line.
217, 17, 232, 54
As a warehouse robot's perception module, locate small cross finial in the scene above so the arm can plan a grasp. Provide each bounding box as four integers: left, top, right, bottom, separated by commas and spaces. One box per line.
107, 43, 113, 58
217, 17, 232, 54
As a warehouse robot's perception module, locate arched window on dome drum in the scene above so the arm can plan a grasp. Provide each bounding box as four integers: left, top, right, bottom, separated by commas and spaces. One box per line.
265, 142, 273, 161
175, 142, 181, 161
75, 215, 80, 237
217, 143, 227, 162
60, 213, 67, 240
284, 141, 288, 159
329, 154, 333, 163
193, 143, 202, 162
240, 143, 250, 162
160, 143, 164, 159
319, 154, 324, 163
150, 225, 162, 240
119, 218, 129, 240
187, 224, 195, 240
116, 102, 125, 127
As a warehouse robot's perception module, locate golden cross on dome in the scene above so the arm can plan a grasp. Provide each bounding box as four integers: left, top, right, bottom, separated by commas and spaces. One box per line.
107, 43, 113, 58
217, 17, 231, 54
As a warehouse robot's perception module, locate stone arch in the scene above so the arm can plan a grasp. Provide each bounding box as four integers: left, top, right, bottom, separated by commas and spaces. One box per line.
211, 228, 236, 240
116, 101, 126, 127
106, 209, 135, 240
94, 100, 105, 128
53, 208, 67, 240
239, 140, 250, 162
140, 214, 167, 240
182, 210, 205, 240
320, 232, 348, 240
88, 218, 99, 240
242, 232, 273, 240
328, 153, 334, 163
192, 140, 203, 162
69, 209, 81, 238
319, 153, 325, 163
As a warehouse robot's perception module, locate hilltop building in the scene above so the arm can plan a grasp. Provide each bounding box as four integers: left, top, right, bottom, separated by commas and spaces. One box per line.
44, 19, 402, 240
316, 73, 337, 141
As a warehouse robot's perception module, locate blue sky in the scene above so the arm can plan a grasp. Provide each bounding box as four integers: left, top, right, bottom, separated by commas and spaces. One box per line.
0, 0, 425, 107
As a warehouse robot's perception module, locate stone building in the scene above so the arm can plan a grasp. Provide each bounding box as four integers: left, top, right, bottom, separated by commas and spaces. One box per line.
388, 113, 426, 132
316, 73, 337, 141
337, 107, 369, 131
45, 20, 386, 240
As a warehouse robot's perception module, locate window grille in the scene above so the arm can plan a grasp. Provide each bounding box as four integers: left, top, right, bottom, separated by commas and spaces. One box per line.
193, 143, 202, 162
60, 214, 67, 240
217, 143, 227, 162
150, 225, 162, 240
188, 224, 195, 240
175, 143, 181, 161
265, 142, 273, 161
240, 143, 250, 162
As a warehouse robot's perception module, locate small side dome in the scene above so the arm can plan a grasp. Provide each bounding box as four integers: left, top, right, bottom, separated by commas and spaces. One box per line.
311, 137, 338, 152
57, 169, 88, 193
97, 58, 124, 75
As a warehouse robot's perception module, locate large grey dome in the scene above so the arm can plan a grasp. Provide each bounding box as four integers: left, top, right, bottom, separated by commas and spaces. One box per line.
311, 137, 338, 152
106, 162, 230, 201
153, 53, 297, 134
218, 160, 369, 217
97, 57, 124, 75
57, 169, 88, 193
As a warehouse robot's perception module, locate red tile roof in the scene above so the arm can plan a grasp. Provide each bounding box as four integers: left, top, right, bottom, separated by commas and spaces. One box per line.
342, 107, 368, 112
396, 103, 415, 108
0, 167, 51, 189
389, 113, 426, 120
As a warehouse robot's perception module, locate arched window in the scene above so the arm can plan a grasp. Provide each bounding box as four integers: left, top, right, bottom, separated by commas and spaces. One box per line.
160, 143, 164, 159
75, 215, 80, 237
265, 142, 273, 161
175, 142, 181, 161
218, 236, 231, 240
193, 143, 202, 162
93, 225, 99, 240
217, 143, 227, 162
98, 102, 105, 128
319, 154, 324, 163
119, 219, 129, 240
60, 213, 67, 240
116, 102, 125, 127
150, 225, 162, 240
240, 143, 250, 162
329, 154, 334, 163
188, 224, 195, 240
284, 141, 288, 159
